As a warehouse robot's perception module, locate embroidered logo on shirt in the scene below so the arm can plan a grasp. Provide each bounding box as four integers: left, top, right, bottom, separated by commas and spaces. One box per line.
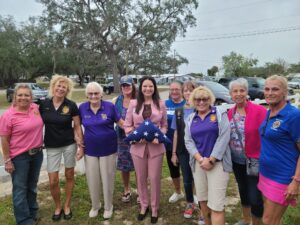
101, 113, 107, 120
62, 106, 70, 114
272, 120, 281, 129
210, 114, 217, 123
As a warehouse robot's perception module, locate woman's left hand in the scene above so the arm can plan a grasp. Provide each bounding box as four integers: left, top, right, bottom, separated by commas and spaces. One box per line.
284, 180, 299, 201
200, 157, 214, 171
152, 138, 159, 144
76, 148, 84, 161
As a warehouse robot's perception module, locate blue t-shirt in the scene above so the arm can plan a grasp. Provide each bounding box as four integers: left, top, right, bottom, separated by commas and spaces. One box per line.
79, 101, 121, 157
165, 98, 185, 138
259, 103, 300, 184
190, 107, 219, 157
171, 107, 194, 130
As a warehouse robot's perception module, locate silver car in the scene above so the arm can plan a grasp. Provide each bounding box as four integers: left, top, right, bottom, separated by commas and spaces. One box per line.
196, 80, 233, 105
6, 83, 48, 102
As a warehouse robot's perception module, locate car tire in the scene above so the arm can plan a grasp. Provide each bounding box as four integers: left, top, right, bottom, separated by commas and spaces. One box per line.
215, 99, 225, 105
105, 89, 111, 95
7, 94, 13, 102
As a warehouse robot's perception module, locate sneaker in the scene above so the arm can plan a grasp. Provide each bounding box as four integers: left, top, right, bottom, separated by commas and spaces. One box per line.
198, 216, 205, 225
122, 192, 131, 203
168, 192, 184, 203
103, 206, 113, 219
89, 203, 101, 218
183, 203, 195, 219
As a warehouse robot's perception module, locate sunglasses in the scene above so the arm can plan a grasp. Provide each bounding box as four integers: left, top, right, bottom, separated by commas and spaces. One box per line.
194, 97, 209, 103
121, 83, 131, 87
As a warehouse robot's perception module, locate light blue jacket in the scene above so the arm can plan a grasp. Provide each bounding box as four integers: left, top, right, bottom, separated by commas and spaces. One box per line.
184, 106, 232, 172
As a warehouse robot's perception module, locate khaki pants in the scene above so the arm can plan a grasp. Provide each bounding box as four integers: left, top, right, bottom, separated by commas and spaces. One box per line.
84, 153, 116, 211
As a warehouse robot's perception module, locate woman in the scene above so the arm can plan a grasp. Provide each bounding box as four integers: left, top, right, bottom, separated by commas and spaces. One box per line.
0, 84, 44, 225
165, 81, 185, 203
124, 76, 167, 224
185, 86, 232, 225
170, 81, 203, 221
258, 75, 300, 225
112, 75, 137, 203
228, 78, 266, 225
79, 82, 123, 219
39, 75, 84, 221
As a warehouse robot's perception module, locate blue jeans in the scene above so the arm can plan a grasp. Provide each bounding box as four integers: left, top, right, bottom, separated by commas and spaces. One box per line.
177, 151, 194, 203
11, 151, 43, 225
232, 161, 264, 218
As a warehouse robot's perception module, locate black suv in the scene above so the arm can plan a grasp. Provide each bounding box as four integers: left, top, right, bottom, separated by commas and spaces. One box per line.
218, 77, 265, 100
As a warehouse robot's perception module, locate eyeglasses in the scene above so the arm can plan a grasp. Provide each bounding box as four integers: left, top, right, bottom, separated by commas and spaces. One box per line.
194, 97, 209, 103
170, 88, 181, 92
87, 92, 100, 96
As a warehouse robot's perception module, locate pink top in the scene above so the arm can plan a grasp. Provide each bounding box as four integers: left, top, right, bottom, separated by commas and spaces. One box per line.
228, 101, 267, 159
124, 99, 168, 158
0, 103, 43, 158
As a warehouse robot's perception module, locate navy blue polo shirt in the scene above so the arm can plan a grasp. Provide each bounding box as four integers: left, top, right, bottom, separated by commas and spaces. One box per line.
79, 100, 121, 157
39, 98, 79, 148
190, 107, 219, 157
259, 103, 300, 184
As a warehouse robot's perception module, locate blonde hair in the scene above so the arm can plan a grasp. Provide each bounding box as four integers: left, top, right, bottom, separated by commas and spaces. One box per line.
49, 74, 74, 98
189, 86, 216, 107
266, 74, 288, 91
85, 82, 103, 96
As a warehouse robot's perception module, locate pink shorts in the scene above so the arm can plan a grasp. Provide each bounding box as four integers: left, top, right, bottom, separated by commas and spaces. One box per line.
258, 173, 297, 207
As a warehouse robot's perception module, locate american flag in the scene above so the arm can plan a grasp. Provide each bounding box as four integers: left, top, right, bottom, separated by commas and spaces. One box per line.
124, 119, 171, 144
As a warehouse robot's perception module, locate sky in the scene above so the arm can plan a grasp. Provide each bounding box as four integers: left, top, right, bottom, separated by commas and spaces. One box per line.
0, 0, 300, 75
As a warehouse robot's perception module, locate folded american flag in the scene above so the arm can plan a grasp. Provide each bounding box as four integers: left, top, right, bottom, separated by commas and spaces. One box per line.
124, 119, 171, 144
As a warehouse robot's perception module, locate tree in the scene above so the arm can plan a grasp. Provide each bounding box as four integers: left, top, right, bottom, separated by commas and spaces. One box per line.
288, 62, 300, 73
207, 66, 218, 76
222, 52, 258, 77
38, 0, 198, 91
0, 16, 24, 86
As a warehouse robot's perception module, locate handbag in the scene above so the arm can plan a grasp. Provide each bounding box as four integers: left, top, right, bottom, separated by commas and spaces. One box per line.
232, 114, 259, 176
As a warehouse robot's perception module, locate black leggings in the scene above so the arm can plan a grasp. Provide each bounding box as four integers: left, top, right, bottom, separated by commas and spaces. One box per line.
165, 143, 180, 179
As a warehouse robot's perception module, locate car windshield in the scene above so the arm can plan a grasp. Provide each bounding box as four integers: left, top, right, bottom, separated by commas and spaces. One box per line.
30, 84, 44, 90
291, 78, 300, 82
256, 78, 265, 87
202, 82, 229, 92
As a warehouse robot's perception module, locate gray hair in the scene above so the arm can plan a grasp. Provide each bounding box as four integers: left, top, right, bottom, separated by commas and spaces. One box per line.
13, 83, 33, 103
229, 78, 248, 92
85, 82, 103, 96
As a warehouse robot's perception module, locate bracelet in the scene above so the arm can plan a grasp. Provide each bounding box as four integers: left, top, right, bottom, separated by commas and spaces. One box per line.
292, 176, 300, 183
4, 158, 11, 164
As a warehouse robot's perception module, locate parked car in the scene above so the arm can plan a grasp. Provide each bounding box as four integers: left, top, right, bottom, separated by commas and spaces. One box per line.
103, 82, 114, 94
6, 83, 48, 103
218, 77, 265, 100
288, 77, 300, 89
196, 80, 234, 105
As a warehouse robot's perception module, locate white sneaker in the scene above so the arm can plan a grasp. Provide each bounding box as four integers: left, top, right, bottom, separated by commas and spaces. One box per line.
103, 205, 113, 219
168, 192, 184, 203
198, 216, 205, 225
89, 203, 101, 218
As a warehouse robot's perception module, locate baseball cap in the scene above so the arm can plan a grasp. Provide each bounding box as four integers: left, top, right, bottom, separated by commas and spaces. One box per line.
120, 75, 133, 85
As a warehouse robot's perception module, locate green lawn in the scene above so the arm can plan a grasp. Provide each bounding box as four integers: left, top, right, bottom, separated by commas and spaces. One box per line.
0, 158, 299, 225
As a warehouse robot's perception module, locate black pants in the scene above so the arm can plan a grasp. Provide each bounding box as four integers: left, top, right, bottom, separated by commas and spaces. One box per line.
232, 161, 264, 218
165, 143, 180, 179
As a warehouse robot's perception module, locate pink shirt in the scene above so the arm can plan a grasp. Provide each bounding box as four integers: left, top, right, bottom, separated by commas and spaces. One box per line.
0, 103, 43, 158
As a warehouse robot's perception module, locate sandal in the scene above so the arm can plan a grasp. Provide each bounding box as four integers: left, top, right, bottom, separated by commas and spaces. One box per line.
121, 192, 131, 202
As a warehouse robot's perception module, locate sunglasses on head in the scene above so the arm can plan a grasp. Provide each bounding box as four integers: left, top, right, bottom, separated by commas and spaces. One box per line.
194, 97, 209, 103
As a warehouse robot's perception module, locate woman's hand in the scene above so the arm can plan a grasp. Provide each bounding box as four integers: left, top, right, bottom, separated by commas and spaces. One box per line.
139, 139, 147, 144
76, 147, 84, 161
152, 138, 159, 144
284, 180, 299, 201
4, 161, 15, 174
200, 157, 214, 171
171, 153, 178, 167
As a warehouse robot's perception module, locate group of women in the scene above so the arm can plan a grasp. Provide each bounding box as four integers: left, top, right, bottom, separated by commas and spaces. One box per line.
0, 74, 299, 225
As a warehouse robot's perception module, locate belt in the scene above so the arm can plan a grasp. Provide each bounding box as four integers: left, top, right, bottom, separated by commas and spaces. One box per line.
28, 146, 43, 155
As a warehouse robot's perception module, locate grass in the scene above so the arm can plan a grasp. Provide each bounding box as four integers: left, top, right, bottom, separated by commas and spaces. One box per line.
1, 158, 299, 225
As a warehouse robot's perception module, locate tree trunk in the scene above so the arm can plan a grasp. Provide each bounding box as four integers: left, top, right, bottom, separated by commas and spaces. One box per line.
110, 53, 120, 93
